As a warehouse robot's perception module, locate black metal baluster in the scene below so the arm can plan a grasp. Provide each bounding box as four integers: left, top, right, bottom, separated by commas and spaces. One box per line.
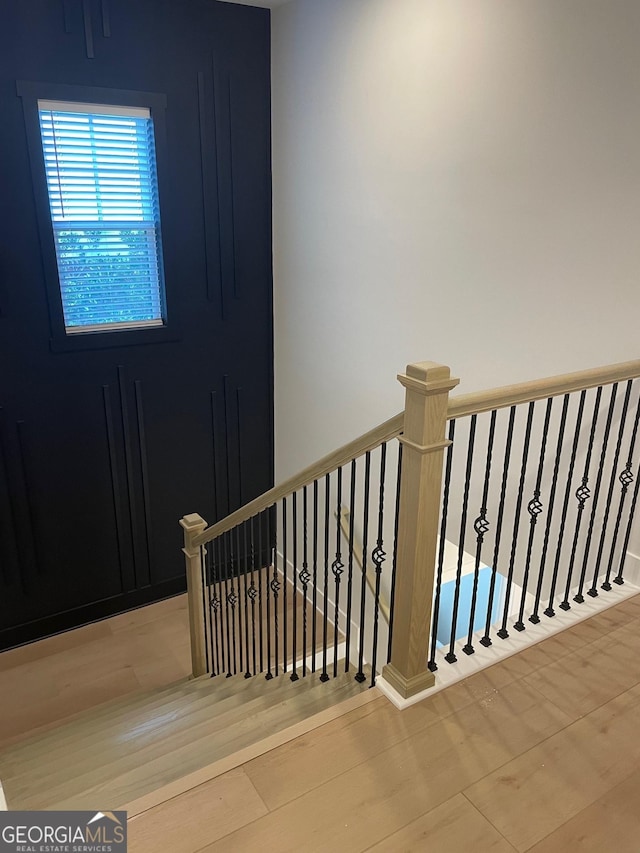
356, 453, 371, 683
546, 392, 586, 616
332, 467, 344, 678
282, 496, 288, 673
204, 545, 215, 676
387, 443, 403, 665
258, 514, 264, 673
575, 385, 617, 603
222, 533, 231, 676
232, 522, 249, 672
211, 536, 226, 672
201, 544, 211, 675
228, 532, 238, 675
464, 412, 496, 655
248, 519, 258, 677
241, 522, 251, 677
300, 485, 310, 677
209, 541, 221, 676
265, 508, 273, 679
291, 491, 299, 682
481, 407, 516, 647
514, 398, 553, 631
270, 508, 280, 679
589, 381, 632, 596
560, 389, 602, 609
312, 479, 319, 673
614, 422, 640, 584
320, 474, 330, 682
531, 395, 569, 622
370, 444, 387, 686
497, 402, 535, 640
428, 420, 455, 670
345, 460, 357, 673
446, 416, 476, 663
603, 383, 640, 590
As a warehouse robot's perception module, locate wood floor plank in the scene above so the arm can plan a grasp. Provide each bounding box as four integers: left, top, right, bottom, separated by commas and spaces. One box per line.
523, 619, 640, 720
202, 679, 571, 852
128, 767, 267, 853
365, 793, 517, 852
464, 682, 640, 851
527, 766, 640, 853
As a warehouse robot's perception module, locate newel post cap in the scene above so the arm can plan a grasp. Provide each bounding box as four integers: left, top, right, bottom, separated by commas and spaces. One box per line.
398, 361, 460, 396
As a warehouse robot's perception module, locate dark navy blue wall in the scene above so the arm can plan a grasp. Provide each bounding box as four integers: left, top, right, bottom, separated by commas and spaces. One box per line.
0, 0, 273, 648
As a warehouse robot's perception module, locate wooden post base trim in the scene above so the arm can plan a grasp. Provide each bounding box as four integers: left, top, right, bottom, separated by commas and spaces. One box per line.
381, 663, 435, 699
397, 436, 452, 455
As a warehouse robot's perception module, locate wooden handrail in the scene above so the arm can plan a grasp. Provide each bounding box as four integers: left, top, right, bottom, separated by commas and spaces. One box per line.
193, 411, 404, 547
447, 358, 640, 421
193, 358, 640, 548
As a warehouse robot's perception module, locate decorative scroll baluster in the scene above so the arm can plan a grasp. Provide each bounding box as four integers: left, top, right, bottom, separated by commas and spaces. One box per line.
282, 497, 288, 672
603, 383, 640, 590
300, 485, 310, 677
589, 381, 632, 596
332, 468, 344, 678
514, 397, 553, 631
463, 411, 496, 655
355, 452, 371, 683
387, 443, 403, 665
269, 509, 280, 679
242, 522, 251, 677
481, 406, 516, 647
265, 509, 273, 679
615, 425, 640, 584
223, 532, 235, 678
233, 528, 244, 676
531, 394, 569, 623
345, 460, 357, 673
575, 385, 617, 603
546, 391, 586, 616
446, 416, 476, 664
227, 533, 239, 675
320, 474, 330, 682
248, 520, 258, 677
209, 539, 224, 675
291, 491, 299, 682
560, 387, 602, 609
497, 402, 535, 640
428, 420, 455, 671
258, 514, 264, 672
312, 479, 319, 672
370, 443, 387, 686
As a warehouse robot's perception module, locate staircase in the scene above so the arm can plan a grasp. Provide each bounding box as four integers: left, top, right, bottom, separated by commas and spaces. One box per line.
0, 668, 368, 812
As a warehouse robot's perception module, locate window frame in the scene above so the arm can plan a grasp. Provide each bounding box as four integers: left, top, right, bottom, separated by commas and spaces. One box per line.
18, 80, 177, 352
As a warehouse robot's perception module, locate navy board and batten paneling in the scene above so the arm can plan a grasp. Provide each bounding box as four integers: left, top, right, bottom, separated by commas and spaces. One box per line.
0, 0, 273, 650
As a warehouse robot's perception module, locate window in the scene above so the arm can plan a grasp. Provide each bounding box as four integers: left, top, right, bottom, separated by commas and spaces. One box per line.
37, 100, 166, 334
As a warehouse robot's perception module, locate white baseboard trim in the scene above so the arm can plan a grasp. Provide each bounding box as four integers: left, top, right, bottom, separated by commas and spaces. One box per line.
0, 780, 7, 810
377, 578, 640, 710
623, 550, 640, 586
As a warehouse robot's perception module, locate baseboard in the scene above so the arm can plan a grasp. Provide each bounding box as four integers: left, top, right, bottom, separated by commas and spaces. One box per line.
378, 577, 640, 710
623, 550, 640, 586
0, 780, 6, 811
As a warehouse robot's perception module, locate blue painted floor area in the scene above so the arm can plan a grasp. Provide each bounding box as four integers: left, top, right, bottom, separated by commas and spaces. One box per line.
436, 567, 505, 647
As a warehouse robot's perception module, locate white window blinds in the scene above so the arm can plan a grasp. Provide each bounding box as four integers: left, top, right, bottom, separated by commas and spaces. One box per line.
38, 100, 166, 333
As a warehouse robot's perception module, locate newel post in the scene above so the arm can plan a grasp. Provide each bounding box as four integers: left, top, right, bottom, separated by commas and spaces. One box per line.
382, 362, 459, 699
180, 512, 208, 678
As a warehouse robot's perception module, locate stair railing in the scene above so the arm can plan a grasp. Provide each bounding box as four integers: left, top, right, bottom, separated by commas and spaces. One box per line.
183, 357, 640, 701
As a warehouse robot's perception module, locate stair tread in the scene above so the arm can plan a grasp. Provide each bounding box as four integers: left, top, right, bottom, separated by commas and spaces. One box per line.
0, 668, 369, 811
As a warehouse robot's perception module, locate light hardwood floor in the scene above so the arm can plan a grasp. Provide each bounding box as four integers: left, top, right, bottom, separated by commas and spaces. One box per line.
124, 593, 640, 852
3, 593, 640, 850
0, 595, 192, 749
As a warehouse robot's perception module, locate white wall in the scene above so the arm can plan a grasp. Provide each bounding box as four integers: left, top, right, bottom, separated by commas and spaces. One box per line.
272, 0, 640, 481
